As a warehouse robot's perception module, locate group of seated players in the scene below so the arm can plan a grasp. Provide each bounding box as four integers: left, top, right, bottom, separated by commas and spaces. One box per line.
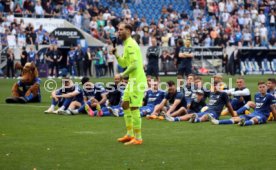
44, 74, 276, 126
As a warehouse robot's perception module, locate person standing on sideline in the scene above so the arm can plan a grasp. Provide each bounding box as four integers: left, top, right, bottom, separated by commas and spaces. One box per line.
51, 45, 62, 78
146, 37, 160, 81
84, 48, 92, 77
75, 45, 84, 77
112, 23, 147, 145
107, 50, 115, 77
177, 37, 194, 79
6, 48, 15, 78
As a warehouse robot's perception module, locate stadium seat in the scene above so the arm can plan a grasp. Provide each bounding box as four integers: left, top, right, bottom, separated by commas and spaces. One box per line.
271, 59, 276, 74
242, 58, 253, 74
261, 58, 273, 74
250, 58, 262, 74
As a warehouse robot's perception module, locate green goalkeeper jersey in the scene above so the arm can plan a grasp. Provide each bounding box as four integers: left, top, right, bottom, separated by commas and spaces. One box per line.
117, 37, 147, 84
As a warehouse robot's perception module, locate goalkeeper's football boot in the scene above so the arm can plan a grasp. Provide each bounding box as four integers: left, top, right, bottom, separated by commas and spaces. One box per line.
117, 135, 134, 143
124, 138, 143, 145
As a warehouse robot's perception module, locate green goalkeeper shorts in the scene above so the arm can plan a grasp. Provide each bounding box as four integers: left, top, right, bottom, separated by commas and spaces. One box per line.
122, 82, 147, 107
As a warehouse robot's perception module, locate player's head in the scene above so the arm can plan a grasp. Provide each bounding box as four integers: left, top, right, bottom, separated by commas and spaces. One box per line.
213, 74, 223, 82
185, 36, 191, 47
258, 81, 267, 94
267, 78, 276, 90
118, 22, 133, 41
167, 80, 176, 94
194, 76, 203, 88
195, 89, 204, 101
236, 77, 245, 89
62, 77, 74, 90
187, 74, 195, 85
114, 74, 121, 85
151, 37, 157, 46
122, 76, 129, 84
150, 80, 159, 91
212, 81, 221, 92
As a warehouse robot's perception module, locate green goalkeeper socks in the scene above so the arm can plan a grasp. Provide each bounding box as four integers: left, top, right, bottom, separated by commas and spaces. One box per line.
132, 109, 142, 140
124, 109, 134, 137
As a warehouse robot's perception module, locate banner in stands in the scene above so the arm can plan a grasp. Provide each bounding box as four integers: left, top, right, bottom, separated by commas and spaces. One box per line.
16, 18, 65, 32
238, 47, 276, 74
50, 28, 85, 46
158, 47, 224, 75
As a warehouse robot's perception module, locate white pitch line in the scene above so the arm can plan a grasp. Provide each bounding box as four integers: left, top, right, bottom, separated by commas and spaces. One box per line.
0, 103, 48, 108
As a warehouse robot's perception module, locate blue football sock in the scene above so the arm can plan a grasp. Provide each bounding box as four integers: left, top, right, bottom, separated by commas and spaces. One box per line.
218, 119, 234, 125
78, 104, 86, 113
194, 118, 200, 123
174, 117, 180, 121
102, 111, 110, 116
244, 120, 254, 126
51, 98, 58, 105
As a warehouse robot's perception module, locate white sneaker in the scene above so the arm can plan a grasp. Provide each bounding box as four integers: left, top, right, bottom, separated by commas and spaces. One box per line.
164, 114, 174, 122
58, 109, 72, 115
108, 107, 119, 117
44, 107, 55, 114
208, 114, 219, 125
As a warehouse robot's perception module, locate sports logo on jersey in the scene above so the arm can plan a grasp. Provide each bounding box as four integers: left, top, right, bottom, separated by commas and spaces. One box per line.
255, 102, 263, 108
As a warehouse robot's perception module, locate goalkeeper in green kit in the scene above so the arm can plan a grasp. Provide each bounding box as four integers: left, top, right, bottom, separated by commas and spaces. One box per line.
112, 23, 147, 145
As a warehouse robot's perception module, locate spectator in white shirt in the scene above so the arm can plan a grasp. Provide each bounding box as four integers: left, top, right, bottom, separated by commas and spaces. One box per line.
35, 1, 44, 16
73, 12, 82, 29
258, 10, 266, 24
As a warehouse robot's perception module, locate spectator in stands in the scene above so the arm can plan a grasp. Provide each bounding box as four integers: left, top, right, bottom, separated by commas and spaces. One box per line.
27, 46, 37, 64
26, 27, 36, 45
73, 11, 82, 29
6, 48, 15, 78
83, 10, 91, 32
35, 1, 44, 18
44, 1, 53, 17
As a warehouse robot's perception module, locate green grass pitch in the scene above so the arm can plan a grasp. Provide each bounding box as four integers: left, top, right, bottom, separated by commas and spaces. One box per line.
1, 75, 276, 170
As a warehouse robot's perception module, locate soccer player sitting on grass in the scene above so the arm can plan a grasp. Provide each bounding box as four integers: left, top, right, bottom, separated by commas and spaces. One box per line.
194, 76, 210, 100
209, 81, 276, 126
65, 78, 107, 116
58, 77, 91, 115
221, 77, 251, 116
140, 80, 165, 116
44, 78, 82, 114
266, 78, 276, 120
146, 80, 187, 120
165, 89, 206, 122
96, 74, 125, 117
180, 74, 195, 105
167, 81, 236, 123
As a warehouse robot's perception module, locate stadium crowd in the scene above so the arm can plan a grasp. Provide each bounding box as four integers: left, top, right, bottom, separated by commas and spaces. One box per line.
0, 1, 276, 76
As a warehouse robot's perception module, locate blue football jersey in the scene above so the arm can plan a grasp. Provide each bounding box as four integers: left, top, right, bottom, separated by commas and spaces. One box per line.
206, 91, 229, 116
17, 78, 41, 94
68, 50, 76, 64
254, 93, 275, 117
83, 83, 106, 102
145, 90, 165, 106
